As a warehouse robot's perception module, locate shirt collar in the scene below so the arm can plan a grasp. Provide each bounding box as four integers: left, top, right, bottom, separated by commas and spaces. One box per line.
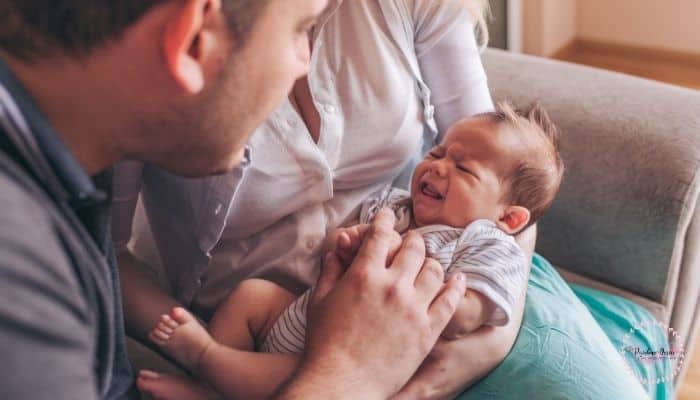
0, 58, 105, 206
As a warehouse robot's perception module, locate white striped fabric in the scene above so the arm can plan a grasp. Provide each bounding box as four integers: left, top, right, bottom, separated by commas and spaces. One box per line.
260, 290, 311, 354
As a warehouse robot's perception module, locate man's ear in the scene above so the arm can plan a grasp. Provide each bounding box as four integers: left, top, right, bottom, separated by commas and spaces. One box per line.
163, 0, 222, 93
496, 205, 530, 234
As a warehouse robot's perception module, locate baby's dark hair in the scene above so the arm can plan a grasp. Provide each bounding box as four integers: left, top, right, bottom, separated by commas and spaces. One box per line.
480, 101, 564, 229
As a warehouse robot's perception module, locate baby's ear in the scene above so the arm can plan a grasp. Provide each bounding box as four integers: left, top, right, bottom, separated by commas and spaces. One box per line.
496, 206, 530, 234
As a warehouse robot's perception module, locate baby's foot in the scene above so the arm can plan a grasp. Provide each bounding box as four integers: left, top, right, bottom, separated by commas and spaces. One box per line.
137, 370, 221, 400
149, 307, 214, 372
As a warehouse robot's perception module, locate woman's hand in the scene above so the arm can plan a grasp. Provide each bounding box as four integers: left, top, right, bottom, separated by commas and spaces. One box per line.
393, 225, 537, 400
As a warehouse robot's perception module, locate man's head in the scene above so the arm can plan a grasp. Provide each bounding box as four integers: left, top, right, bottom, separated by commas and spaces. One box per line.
410, 101, 564, 234
0, 0, 328, 175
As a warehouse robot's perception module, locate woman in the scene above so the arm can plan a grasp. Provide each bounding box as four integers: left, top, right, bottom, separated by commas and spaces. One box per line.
113, 0, 534, 397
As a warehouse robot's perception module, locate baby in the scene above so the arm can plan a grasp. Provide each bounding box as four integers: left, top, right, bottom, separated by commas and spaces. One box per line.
142, 101, 564, 399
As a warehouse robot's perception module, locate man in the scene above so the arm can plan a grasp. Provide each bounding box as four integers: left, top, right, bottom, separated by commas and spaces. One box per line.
0, 1, 465, 399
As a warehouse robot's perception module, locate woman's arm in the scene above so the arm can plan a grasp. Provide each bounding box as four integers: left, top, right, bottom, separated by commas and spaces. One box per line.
112, 161, 185, 348
414, 0, 494, 136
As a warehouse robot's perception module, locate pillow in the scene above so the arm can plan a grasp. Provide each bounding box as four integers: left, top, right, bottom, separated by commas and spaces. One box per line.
571, 283, 673, 399
459, 254, 651, 400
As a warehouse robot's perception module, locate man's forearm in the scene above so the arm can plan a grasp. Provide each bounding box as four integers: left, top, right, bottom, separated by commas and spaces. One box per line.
273, 360, 384, 400
118, 251, 182, 347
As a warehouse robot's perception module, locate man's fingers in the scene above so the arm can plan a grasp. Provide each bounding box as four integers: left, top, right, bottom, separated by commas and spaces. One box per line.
428, 274, 467, 334
312, 252, 345, 306
349, 209, 396, 273
413, 257, 444, 300
388, 231, 426, 281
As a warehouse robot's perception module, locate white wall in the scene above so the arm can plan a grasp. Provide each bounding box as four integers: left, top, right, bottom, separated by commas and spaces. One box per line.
523, 0, 577, 56
577, 0, 700, 54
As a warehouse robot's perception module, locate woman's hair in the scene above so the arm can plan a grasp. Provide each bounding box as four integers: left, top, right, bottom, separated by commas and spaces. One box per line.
462, 0, 491, 50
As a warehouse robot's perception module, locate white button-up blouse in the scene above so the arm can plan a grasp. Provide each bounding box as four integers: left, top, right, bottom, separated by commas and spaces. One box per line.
112, 0, 494, 318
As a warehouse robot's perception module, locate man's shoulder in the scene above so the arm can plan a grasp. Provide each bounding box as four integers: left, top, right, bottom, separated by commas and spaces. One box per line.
0, 162, 100, 400
0, 163, 55, 236
0, 163, 87, 299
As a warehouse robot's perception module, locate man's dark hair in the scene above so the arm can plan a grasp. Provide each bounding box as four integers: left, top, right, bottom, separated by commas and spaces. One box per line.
0, 1, 268, 61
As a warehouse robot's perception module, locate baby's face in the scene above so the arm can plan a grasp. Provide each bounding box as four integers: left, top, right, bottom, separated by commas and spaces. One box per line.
410, 116, 521, 228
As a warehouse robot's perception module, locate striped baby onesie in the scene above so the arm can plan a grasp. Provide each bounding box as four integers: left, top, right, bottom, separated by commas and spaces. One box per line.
260, 187, 528, 355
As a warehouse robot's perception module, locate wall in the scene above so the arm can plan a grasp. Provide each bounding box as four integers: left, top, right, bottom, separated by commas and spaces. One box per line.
523, 0, 577, 56
577, 0, 700, 54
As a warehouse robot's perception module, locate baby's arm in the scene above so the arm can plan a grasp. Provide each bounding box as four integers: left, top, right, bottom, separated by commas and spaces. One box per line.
442, 288, 497, 340
440, 220, 528, 340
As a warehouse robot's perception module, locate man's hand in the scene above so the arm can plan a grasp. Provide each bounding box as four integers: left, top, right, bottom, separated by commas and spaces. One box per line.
275, 209, 467, 399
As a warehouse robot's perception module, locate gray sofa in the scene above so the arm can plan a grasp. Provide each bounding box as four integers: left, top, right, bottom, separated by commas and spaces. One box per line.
482, 48, 700, 386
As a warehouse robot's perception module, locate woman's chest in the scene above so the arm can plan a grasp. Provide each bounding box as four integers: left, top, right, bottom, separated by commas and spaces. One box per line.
253, 1, 423, 181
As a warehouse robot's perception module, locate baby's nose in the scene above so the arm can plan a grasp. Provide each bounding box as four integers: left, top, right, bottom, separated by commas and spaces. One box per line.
429, 159, 448, 176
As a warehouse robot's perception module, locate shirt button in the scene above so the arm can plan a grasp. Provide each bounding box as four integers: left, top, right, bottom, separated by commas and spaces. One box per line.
323, 104, 336, 114
214, 203, 223, 215
196, 278, 203, 286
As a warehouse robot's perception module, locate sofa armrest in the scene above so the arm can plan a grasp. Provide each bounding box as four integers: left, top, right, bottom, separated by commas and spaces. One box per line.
482, 49, 700, 384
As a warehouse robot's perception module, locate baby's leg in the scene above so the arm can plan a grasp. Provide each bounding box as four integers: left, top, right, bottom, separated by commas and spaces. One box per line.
137, 370, 220, 400
145, 279, 300, 399
208, 278, 298, 350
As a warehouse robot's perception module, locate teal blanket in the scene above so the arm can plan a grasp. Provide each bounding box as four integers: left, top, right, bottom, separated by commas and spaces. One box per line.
459, 254, 670, 399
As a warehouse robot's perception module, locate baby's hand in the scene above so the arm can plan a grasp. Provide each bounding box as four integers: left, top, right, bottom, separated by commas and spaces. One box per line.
441, 287, 495, 340
334, 224, 370, 267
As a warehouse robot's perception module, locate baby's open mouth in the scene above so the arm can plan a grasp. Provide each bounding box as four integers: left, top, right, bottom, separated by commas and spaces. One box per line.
420, 182, 443, 200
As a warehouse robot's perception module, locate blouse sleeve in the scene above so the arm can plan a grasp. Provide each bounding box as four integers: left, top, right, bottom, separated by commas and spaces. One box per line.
111, 160, 144, 254
411, 0, 494, 139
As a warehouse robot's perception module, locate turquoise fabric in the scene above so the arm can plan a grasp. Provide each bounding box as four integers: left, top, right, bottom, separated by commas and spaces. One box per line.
459, 254, 656, 400
571, 283, 674, 400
